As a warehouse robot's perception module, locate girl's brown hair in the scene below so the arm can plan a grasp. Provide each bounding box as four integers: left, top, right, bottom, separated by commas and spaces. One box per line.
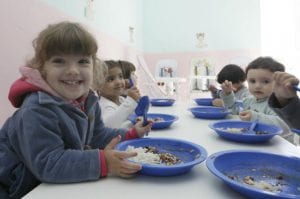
28, 21, 98, 72
118, 60, 136, 79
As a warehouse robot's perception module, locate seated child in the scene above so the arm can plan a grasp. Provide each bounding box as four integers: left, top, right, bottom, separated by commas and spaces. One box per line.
119, 60, 137, 89
268, 71, 300, 129
208, 64, 250, 107
221, 57, 293, 142
0, 21, 152, 199
96, 60, 140, 128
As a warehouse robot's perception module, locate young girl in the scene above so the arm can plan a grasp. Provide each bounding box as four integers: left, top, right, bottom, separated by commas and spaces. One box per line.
96, 60, 140, 128
221, 57, 293, 142
119, 60, 137, 89
208, 64, 250, 107
0, 21, 151, 199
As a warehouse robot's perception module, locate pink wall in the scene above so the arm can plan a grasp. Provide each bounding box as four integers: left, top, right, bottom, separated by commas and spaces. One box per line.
0, 0, 140, 125
143, 49, 260, 78
142, 49, 260, 98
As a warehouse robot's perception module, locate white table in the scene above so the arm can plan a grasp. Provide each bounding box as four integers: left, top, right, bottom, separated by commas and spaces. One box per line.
24, 101, 300, 199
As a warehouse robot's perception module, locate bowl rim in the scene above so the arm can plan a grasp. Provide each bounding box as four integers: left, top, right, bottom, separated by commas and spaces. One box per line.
193, 98, 214, 105
116, 137, 208, 168
188, 107, 230, 120
193, 97, 213, 101
150, 98, 175, 106
208, 120, 283, 137
206, 150, 300, 198
188, 106, 229, 111
150, 98, 176, 102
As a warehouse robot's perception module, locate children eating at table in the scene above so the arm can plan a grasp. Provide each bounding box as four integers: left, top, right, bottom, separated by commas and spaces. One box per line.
220, 57, 293, 143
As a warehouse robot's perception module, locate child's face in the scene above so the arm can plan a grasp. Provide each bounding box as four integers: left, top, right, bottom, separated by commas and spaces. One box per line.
100, 67, 125, 98
43, 54, 93, 101
246, 68, 274, 100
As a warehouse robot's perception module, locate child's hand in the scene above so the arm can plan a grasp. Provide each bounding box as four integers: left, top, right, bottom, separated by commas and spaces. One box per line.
127, 86, 140, 102
104, 135, 142, 178
273, 72, 298, 105
207, 84, 217, 92
134, 120, 152, 137
239, 110, 252, 121
221, 80, 235, 95
212, 98, 224, 107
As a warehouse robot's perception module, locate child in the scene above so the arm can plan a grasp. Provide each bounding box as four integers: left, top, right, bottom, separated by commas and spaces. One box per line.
0, 21, 151, 199
268, 71, 300, 129
221, 57, 293, 142
119, 60, 137, 89
208, 64, 250, 107
96, 60, 140, 128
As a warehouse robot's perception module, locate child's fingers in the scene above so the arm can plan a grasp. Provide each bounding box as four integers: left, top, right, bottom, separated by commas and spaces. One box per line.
115, 150, 138, 159
105, 135, 121, 150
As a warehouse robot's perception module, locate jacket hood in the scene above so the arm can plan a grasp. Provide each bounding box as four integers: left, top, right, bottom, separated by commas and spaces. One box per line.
8, 66, 60, 108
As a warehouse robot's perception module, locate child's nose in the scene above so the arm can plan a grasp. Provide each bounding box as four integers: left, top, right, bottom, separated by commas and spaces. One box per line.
255, 82, 263, 88
66, 64, 80, 74
116, 77, 124, 84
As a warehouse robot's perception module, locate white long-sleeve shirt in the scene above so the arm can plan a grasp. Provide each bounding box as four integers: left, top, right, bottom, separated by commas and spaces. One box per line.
99, 96, 137, 129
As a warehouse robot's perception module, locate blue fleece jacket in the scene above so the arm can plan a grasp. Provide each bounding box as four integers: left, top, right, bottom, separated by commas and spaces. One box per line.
0, 87, 128, 198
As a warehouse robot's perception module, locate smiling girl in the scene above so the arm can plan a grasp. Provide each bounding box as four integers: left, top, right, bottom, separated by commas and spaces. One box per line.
0, 21, 151, 199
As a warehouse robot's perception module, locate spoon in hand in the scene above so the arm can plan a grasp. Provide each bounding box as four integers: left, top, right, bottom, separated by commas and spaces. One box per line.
247, 119, 258, 134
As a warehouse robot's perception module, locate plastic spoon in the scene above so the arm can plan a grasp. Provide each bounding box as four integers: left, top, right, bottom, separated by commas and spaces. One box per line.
291, 128, 300, 135
247, 120, 258, 134
128, 77, 134, 88
135, 96, 150, 126
235, 100, 244, 113
293, 85, 300, 92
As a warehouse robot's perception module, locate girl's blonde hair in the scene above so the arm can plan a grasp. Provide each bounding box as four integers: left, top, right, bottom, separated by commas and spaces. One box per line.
92, 58, 108, 91
27, 21, 98, 72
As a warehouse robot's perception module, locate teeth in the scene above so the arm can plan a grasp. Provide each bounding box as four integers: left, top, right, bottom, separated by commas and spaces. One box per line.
63, 80, 80, 85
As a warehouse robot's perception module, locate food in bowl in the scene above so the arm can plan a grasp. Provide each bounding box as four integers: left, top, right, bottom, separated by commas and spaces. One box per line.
126, 145, 181, 166
216, 127, 269, 135
136, 116, 165, 122
216, 127, 247, 133
206, 150, 300, 198
243, 176, 282, 193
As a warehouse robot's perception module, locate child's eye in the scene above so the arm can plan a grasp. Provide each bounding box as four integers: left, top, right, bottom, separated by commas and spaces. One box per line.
52, 58, 65, 64
249, 79, 256, 84
79, 59, 91, 64
118, 74, 124, 79
106, 77, 114, 82
263, 80, 270, 84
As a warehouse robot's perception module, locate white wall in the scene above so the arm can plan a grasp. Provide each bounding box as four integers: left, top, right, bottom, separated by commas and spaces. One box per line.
142, 0, 261, 52
261, 0, 300, 76
41, 0, 261, 53
41, 0, 144, 50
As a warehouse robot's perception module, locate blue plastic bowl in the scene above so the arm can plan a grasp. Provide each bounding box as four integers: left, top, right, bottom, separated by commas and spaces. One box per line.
188, 106, 230, 119
129, 113, 178, 129
115, 138, 207, 176
209, 120, 283, 143
206, 150, 300, 199
150, 98, 175, 106
194, 98, 213, 106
